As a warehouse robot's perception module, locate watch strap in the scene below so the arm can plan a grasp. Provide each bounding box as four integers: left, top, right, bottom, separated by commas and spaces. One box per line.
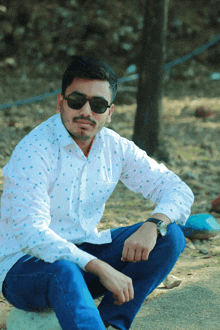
144, 218, 163, 225
144, 218, 168, 237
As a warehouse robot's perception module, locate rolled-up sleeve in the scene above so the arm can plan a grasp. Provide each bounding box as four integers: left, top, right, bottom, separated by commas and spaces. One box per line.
119, 138, 194, 225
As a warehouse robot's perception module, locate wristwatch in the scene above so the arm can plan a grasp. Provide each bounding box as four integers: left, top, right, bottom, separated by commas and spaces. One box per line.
145, 218, 168, 237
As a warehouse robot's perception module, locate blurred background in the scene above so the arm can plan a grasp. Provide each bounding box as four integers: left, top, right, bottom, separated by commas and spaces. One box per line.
0, 0, 220, 218
1, 0, 220, 79
0, 3, 220, 327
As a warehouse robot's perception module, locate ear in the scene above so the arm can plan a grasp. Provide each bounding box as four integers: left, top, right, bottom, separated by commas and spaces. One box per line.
106, 104, 114, 124
56, 93, 64, 113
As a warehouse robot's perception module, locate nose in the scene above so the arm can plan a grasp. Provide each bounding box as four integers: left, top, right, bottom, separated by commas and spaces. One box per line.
79, 100, 93, 117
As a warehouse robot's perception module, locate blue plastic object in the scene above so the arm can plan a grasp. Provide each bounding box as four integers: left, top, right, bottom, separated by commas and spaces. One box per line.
178, 213, 220, 239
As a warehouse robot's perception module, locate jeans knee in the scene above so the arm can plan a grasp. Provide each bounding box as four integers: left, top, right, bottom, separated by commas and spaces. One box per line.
48, 260, 84, 296
50, 260, 82, 282
164, 223, 186, 255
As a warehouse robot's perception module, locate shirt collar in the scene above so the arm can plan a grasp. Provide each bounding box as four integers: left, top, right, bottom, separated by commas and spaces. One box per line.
91, 129, 105, 152
53, 113, 75, 147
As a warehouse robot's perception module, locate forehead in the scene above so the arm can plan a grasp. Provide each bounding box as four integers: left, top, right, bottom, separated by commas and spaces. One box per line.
65, 78, 112, 102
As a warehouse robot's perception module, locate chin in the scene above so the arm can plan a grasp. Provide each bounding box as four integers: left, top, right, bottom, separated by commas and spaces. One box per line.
69, 131, 93, 141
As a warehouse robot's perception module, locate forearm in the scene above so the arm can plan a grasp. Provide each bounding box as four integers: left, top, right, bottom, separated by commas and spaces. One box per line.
85, 258, 108, 277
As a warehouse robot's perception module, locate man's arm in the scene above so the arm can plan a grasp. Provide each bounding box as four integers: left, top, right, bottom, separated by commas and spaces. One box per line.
2, 143, 97, 271
120, 138, 194, 226
85, 213, 171, 303
120, 213, 171, 263
85, 258, 134, 306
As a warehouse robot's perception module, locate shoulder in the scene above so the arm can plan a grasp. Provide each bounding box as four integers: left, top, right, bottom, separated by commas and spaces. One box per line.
100, 127, 144, 160
14, 114, 59, 152
101, 127, 133, 146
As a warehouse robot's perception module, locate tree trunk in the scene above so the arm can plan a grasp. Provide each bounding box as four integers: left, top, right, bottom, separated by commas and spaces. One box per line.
133, 0, 169, 160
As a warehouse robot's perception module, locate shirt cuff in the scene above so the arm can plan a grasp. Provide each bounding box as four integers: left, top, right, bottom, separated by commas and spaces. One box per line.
70, 248, 98, 271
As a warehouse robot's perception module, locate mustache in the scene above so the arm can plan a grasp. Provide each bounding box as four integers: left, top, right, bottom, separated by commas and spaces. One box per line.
73, 116, 96, 125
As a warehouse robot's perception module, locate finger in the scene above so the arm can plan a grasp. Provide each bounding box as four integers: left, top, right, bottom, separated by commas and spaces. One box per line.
122, 245, 129, 261
128, 281, 134, 301
122, 242, 136, 262
114, 299, 123, 305
142, 249, 149, 261
112, 294, 120, 305
134, 247, 143, 262
123, 289, 130, 303
126, 247, 136, 262
113, 293, 125, 305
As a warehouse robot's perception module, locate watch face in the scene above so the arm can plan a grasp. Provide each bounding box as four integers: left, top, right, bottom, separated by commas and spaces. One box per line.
159, 222, 168, 236
160, 226, 167, 236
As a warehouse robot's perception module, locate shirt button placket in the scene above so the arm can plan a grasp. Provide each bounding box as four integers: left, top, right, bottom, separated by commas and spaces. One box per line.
79, 162, 88, 233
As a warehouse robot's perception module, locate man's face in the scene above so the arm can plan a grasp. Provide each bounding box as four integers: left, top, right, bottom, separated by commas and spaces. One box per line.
57, 78, 114, 144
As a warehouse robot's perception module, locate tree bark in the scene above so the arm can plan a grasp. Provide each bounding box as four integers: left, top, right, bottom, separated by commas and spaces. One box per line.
133, 0, 169, 160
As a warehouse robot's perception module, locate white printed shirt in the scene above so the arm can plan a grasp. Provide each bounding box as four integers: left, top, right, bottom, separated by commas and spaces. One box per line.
0, 113, 194, 291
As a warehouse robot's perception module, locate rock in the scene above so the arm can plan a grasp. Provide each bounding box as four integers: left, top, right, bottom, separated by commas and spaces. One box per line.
184, 171, 199, 180
191, 239, 202, 246
194, 106, 212, 118
199, 247, 209, 254
7, 307, 62, 330
13, 26, 26, 41
0, 5, 7, 14
69, 0, 79, 8
4, 58, 17, 68
185, 237, 196, 250
163, 275, 182, 289
211, 195, 220, 213
2, 21, 13, 34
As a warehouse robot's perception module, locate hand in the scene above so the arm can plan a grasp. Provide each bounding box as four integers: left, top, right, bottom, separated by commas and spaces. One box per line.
85, 259, 134, 305
121, 222, 158, 263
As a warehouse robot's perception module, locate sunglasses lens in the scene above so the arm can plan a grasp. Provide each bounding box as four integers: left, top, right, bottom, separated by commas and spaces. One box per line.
67, 94, 86, 110
90, 99, 108, 114
65, 93, 109, 114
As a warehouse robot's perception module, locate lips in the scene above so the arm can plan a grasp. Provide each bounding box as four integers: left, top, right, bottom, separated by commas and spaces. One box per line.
76, 119, 93, 125
74, 116, 96, 124
74, 119, 95, 129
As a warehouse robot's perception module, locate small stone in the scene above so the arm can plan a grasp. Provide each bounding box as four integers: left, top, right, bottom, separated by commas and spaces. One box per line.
191, 239, 201, 246
185, 238, 196, 250
69, 0, 79, 8
163, 275, 182, 289
2, 21, 13, 34
194, 106, 212, 118
211, 195, 220, 213
199, 248, 209, 254
13, 26, 26, 41
4, 58, 17, 68
184, 171, 199, 180
0, 5, 7, 13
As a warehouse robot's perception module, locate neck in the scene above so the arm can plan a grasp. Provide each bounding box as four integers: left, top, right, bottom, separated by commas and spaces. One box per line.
74, 137, 95, 157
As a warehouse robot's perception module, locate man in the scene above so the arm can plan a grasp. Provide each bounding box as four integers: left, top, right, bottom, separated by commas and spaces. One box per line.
0, 56, 194, 330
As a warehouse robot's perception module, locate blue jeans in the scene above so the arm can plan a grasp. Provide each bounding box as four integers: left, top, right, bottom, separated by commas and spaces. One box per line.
2, 222, 185, 330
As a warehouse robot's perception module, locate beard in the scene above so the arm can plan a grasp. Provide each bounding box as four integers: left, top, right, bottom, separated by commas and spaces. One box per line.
59, 104, 109, 142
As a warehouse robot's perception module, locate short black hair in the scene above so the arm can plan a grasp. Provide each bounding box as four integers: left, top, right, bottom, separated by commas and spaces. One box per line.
62, 55, 117, 103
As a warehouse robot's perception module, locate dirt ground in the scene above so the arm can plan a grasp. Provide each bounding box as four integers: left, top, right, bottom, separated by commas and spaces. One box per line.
0, 61, 220, 329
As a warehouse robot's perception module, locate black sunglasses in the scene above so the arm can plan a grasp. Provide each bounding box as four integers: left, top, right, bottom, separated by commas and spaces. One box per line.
63, 92, 111, 114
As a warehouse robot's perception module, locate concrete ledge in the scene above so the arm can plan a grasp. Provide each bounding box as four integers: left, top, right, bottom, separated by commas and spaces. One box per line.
7, 307, 62, 330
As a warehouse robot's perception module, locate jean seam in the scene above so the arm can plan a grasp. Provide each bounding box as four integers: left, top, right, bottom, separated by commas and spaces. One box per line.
50, 272, 80, 328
